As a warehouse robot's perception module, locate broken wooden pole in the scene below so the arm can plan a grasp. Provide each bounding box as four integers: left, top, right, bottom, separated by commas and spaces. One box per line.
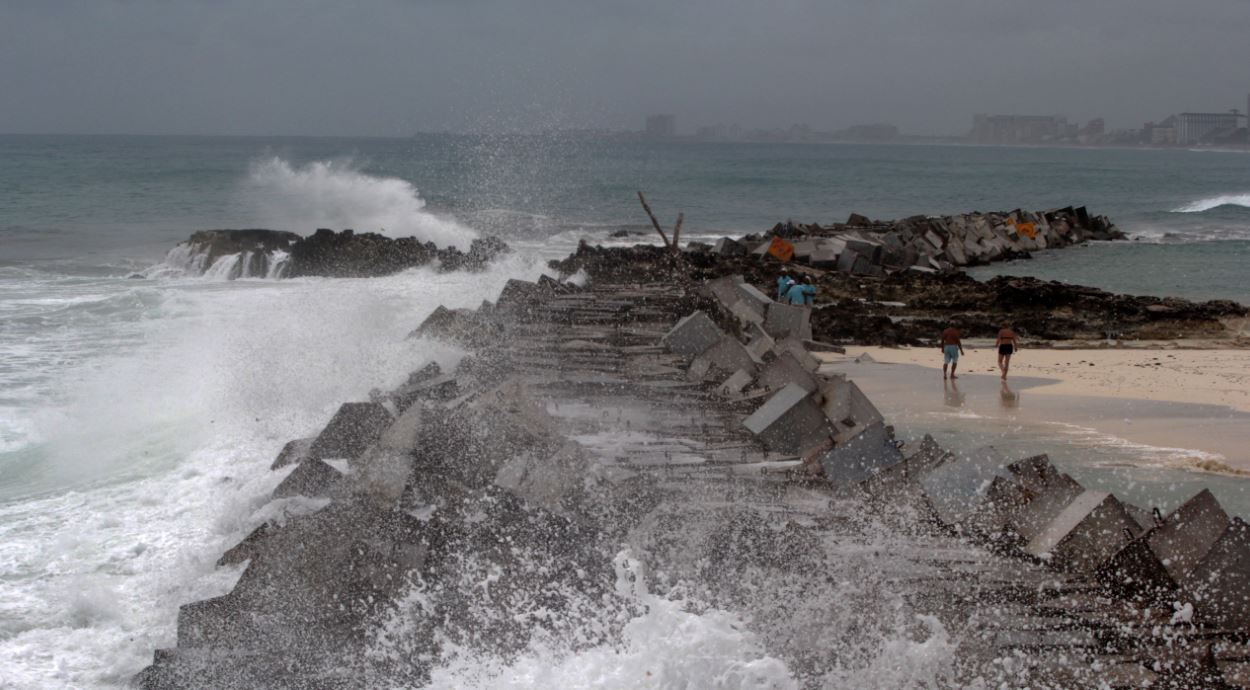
636, 191, 671, 249
672, 212, 684, 252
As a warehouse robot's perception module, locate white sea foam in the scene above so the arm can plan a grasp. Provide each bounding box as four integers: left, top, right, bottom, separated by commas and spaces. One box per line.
1172, 193, 1250, 213
0, 254, 548, 689
245, 157, 476, 248
419, 550, 799, 690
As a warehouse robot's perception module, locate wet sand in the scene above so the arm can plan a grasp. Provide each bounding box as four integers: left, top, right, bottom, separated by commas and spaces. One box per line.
818, 352, 1250, 516
839, 345, 1250, 413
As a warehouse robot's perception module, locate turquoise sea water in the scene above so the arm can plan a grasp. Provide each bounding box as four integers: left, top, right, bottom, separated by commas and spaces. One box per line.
1, 134, 1249, 688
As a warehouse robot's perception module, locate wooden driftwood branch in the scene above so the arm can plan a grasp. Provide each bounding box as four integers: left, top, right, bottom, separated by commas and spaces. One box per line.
636, 191, 671, 249
671, 212, 683, 251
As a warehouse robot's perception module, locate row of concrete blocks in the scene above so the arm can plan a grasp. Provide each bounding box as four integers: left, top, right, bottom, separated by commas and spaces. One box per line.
700, 206, 1118, 276
889, 443, 1250, 632
266, 273, 597, 507
661, 276, 902, 486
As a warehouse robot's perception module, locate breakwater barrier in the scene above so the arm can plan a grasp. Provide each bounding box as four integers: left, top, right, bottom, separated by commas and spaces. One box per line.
694, 206, 1122, 275
137, 267, 1248, 689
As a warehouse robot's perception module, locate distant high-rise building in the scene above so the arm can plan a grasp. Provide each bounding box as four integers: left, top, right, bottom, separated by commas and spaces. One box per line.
1175, 112, 1240, 145
644, 114, 676, 138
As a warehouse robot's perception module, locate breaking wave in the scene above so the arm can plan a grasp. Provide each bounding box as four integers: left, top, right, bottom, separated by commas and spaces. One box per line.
245, 157, 476, 248
1172, 193, 1250, 213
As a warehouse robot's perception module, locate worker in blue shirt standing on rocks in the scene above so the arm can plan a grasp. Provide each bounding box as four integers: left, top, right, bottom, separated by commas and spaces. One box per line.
786, 280, 815, 306
776, 274, 795, 300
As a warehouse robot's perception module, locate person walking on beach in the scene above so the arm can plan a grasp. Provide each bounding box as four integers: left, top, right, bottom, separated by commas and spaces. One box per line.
941, 322, 964, 380
996, 323, 1019, 380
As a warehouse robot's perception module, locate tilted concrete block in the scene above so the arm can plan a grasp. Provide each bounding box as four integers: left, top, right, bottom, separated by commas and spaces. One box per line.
1182, 517, 1250, 629
271, 458, 344, 499
713, 237, 747, 256
756, 351, 820, 393
270, 437, 314, 470
309, 402, 394, 461
661, 311, 725, 356
818, 375, 883, 433
742, 383, 835, 454
1025, 490, 1137, 573
818, 421, 903, 485
836, 249, 860, 274
686, 355, 713, 382
703, 335, 761, 373
1097, 489, 1230, 600
735, 283, 772, 319
718, 368, 754, 396
774, 337, 820, 372
408, 305, 480, 342
791, 240, 818, 262
1006, 454, 1060, 493
1008, 473, 1084, 544
809, 247, 839, 268
704, 276, 746, 312
729, 299, 766, 327
764, 302, 812, 341
745, 330, 776, 361
917, 445, 1010, 527
845, 239, 883, 264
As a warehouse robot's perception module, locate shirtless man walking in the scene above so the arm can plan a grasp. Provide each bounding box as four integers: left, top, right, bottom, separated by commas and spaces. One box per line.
940, 322, 964, 380
996, 323, 1019, 380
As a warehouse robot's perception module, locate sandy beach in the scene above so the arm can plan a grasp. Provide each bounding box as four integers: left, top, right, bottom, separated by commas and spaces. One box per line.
817, 346, 1250, 510
839, 344, 1250, 413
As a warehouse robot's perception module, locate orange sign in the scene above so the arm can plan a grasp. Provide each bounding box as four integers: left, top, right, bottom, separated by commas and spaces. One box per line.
767, 236, 795, 262
1016, 222, 1037, 238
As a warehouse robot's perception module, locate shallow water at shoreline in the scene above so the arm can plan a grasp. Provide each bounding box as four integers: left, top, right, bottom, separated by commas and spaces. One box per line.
825, 358, 1250, 517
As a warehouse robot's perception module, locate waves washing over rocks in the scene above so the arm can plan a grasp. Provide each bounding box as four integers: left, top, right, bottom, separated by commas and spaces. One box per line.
246, 157, 476, 248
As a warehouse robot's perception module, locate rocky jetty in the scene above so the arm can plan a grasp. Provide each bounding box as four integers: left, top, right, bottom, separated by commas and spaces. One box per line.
694, 205, 1123, 275
158, 229, 511, 279
553, 241, 1248, 345
138, 266, 1250, 688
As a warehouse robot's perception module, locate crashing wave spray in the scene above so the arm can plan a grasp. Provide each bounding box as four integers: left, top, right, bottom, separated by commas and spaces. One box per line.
246, 157, 476, 248
1173, 193, 1250, 213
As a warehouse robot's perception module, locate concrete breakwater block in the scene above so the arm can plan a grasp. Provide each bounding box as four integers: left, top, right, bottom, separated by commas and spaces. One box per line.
270, 437, 314, 470
702, 335, 761, 374
394, 374, 460, 412
408, 304, 483, 343
308, 402, 394, 461
1024, 490, 1137, 573
763, 302, 812, 341
818, 421, 903, 485
818, 376, 883, 433
718, 368, 754, 396
1097, 489, 1230, 600
271, 458, 344, 499
742, 383, 834, 454
703, 275, 745, 312
1183, 517, 1250, 628
774, 337, 820, 372
735, 283, 772, 319
756, 351, 819, 393
661, 311, 725, 356
916, 445, 1010, 528
1007, 473, 1084, 545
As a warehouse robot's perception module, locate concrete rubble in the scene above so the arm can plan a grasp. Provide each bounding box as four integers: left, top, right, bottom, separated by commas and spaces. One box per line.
137, 268, 1250, 690
699, 206, 1124, 275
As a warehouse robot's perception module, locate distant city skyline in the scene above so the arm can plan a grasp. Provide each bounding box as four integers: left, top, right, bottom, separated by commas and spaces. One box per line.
4, 1, 1250, 137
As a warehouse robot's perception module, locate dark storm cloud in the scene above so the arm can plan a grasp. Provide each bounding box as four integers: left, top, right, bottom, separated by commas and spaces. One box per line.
2, 0, 1248, 136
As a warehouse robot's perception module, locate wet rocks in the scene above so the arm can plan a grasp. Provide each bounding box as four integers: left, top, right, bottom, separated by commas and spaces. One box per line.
162, 228, 511, 279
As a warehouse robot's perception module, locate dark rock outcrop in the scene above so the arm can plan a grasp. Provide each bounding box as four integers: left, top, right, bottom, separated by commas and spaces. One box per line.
160, 229, 511, 279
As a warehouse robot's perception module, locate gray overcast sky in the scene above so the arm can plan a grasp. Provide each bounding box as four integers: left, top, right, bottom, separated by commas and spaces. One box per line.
2, 0, 1249, 137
